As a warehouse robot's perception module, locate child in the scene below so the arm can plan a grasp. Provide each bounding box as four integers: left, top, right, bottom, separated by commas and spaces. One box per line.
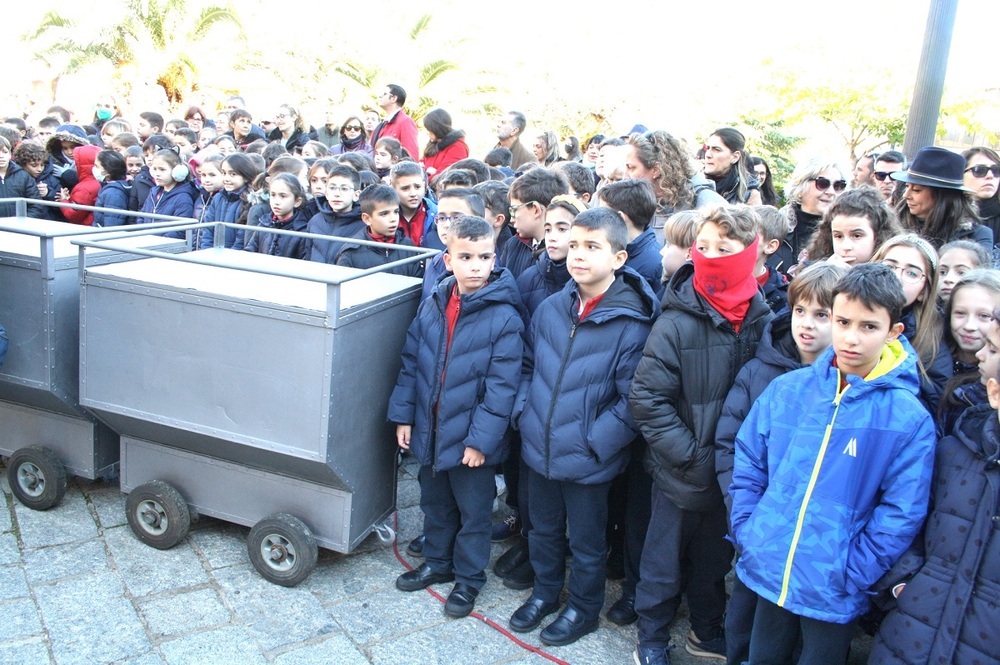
937, 240, 990, 303
510, 207, 658, 646
244, 173, 310, 259
473, 180, 513, 250
629, 204, 774, 664
500, 168, 570, 279
306, 164, 364, 263
57, 144, 101, 226
198, 153, 262, 250
138, 148, 198, 238
129, 134, 172, 212
226, 109, 264, 150
388, 216, 524, 619
659, 210, 700, 284
752, 205, 792, 313
301, 140, 329, 160
714, 261, 846, 665
172, 128, 198, 154
421, 187, 485, 299
374, 137, 405, 179
0, 136, 44, 219
91, 150, 132, 228
870, 311, 1000, 665
730, 263, 936, 665
336, 185, 422, 277
389, 161, 442, 249
597, 179, 664, 292
194, 153, 224, 222
805, 186, 903, 268
517, 195, 581, 314
13, 139, 60, 220
124, 146, 145, 181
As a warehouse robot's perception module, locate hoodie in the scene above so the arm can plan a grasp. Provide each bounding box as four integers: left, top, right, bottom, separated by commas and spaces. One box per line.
60, 145, 101, 225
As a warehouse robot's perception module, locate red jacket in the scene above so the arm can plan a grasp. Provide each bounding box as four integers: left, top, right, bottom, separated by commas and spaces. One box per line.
61, 145, 101, 226
422, 135, 470, 177
373, 109, 420, 161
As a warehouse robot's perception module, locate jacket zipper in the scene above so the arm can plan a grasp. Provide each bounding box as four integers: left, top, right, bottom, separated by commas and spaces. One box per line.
543, 322, 578, 478
776, 378, 847, 607
431, 299, 459, 474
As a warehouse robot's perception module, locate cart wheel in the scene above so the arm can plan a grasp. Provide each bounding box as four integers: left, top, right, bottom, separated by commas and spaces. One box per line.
125, 481, 190, 549
7, 446, 67, 510
247, 513, 318, 587
373, 522, 396, 545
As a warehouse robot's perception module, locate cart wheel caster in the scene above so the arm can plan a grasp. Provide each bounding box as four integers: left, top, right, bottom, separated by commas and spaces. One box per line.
125, 481, 190, 549
247, 513, 318, 587
373, 522, 396, 545
7, 446, 67, 510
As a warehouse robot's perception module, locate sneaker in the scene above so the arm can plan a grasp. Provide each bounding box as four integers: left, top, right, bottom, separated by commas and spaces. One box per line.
633, 645, 670, 665
491, 513, 521, 542
684, 629, 726, 661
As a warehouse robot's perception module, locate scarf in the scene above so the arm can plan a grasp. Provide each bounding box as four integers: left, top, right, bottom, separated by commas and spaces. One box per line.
710, 167, 742, 203
691, 236, 760, 333
340, 134, 366, 152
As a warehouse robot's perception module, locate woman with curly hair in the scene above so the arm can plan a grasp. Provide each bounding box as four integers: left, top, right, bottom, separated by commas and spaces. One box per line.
804, 186, 903, 267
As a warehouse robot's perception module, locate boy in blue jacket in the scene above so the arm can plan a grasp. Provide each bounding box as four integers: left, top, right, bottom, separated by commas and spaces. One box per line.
730, 263, 936, 664
509, 208, 659, 646
388, 216, 524, 619
595, 179, 664, 293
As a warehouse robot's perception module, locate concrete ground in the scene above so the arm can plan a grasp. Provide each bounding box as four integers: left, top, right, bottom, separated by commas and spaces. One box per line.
0, 456, 872, 664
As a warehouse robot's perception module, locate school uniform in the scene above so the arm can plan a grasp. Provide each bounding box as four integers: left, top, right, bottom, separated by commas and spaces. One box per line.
625, 228, 664, 294
305, 201, 365, 264
498, 235, 542, 280
198, 187, 248, 249
138, 181, 198, 239
335, 227, 423, 277
398, 197, 441, 250
35, 158, 63, 220
128, 165, 156, 212
93, 180, 132, 227
757, 265, 789, 314
243, 207, 310, 259
0, 162, 44, 218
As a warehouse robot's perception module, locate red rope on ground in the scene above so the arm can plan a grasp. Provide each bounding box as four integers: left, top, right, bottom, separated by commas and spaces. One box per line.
389, 512, 571, 665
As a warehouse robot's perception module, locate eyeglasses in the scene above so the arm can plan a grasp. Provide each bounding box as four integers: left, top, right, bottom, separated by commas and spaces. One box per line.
343, 125, 362, 132
812, 177, 847, 192
274, 113, 289, 120
509, 201, 538, 216
327, 185, 354, 194
872, 171, 899, 182
965, 164, 1000, 178
882, 261, 925, 285
437, 214, 460, 228
187, 116, 203, 122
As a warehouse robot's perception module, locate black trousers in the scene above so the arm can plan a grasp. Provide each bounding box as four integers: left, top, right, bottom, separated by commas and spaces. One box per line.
748, 595, 854, 665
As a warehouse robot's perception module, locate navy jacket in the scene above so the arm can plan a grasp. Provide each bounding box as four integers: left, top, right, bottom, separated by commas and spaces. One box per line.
625, 228, 664, 294
387, 269, 525, 471
138, 181, 198, 238
516, 252, 570, 316
336, 227, 424, 278
198, 187, 248, 249
305, 200, 365, 263
421, 253, 448, 301
36, 159, 63, 220
243, 207, 310, 259
0, 163, 44, 218
498, 235, 542, 279
518, 268, 660, 484
899, 307, 952, 416
93, 180, 132, 227
128, 166, 155, 212
759, 265, 788, 314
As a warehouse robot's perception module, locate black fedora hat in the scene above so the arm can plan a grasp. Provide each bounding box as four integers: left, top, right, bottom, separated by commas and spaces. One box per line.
890, 146, 975, 191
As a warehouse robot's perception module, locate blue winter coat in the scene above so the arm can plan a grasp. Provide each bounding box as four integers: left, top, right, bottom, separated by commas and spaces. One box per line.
498, 235, 542, 279
387, 268, 524, 471
516, 252, 570, 316
128, 166, 155, 212
243, 207, 310, 259
138, 181, 197, 239
870, 404, 1000, 665
335, 227, 423, 277
518, 268, 660, 485
305, 200, 365, 264
759, 265, 788, 314
93, 180, 132, 227
421, 253, 448, 301
36, 159, 63, 221
625, 227, 664, 294
198, 187, 248, 249
730, 339, 936, 624
0, 162, 44, 218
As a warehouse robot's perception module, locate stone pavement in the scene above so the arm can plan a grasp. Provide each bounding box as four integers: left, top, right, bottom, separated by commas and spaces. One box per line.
0, 456, 873, 665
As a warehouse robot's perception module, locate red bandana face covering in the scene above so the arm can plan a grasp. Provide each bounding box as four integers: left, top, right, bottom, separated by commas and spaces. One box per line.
690, 236, 760, 332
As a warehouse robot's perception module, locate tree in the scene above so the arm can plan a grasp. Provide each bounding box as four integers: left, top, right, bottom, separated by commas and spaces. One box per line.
24, 0, 242, 106
737, 116, 804, 199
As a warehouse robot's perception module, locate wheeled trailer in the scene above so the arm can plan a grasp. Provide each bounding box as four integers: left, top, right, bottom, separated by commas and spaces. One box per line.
75, 222, 433, 585
0, 207, 188, 509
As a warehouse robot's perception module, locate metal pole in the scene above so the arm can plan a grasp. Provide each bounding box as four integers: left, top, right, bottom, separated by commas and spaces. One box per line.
903, 0, 959, 157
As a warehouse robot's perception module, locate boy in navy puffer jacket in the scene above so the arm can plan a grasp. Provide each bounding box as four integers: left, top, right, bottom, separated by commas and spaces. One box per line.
730, 263, 935, 664
510, 208, 659, 647
388, 216, 524, 619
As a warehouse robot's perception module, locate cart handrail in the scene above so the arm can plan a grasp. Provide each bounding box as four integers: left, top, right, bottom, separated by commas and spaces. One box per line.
0, 196, 198, 231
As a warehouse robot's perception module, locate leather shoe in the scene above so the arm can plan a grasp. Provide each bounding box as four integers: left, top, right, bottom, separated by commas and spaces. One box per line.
501, 559, 535, 590
493, 538, 529, 577
406, 535, 425, 557
444, 582, 479, 618
606, 592, 638, 625
540, 605, 599, 646
509, 596, 560, 633
395, 563, 454, 592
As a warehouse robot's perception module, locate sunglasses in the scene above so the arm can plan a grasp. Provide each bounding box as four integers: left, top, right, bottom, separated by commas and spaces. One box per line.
343, 125, 362, 131
873, 171, 897, 182
812, 177, 847, 192
965, 164, 1000, 178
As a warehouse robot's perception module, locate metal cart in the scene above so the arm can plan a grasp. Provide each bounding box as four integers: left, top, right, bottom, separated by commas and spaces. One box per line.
0, 208, 188, 510
75, 222, 433, 586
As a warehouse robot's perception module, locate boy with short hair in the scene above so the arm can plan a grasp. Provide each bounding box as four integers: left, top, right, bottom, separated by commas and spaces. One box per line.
473, 180, 512, 248
597, 179, 663, 292
13, 140, 60, 219
0, 136, 44, 218
509, 207, 659, 646
752, 205, 791, 313
500, 167, 569, 279
307, 164, 364, 263
336, 185, 422, 278
420, 188, 486, 300
388, 216, 524, 619
730, 263, 936, 664
659, 211, 700, 284
137, 112, 164, 140
552, 161, 597, 203
390, 162, 442, 250
629, 204, 774, 665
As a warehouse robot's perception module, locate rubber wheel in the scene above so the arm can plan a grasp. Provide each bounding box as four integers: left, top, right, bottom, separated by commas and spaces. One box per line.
125, 481, 191, 549
247, 513, 318, 587
7, 446, 67, 510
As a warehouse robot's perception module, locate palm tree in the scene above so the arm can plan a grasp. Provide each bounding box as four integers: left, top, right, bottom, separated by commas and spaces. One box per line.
24, 0, 242, 105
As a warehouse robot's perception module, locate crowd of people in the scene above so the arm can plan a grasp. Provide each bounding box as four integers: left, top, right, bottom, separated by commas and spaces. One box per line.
2, 83, 999, 665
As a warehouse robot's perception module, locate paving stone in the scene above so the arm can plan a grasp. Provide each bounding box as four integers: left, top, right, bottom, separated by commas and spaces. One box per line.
117, 651, 166, 665
0, 597, 44, 641
137, 588, 232, 639
23, 539, 110, 584
396, 476, 420, 510
394, 505, 423, 544
34, 572, 150, 665
13, 489, 99, 549
367, 613, 523, 665
0, 496, 12, 533
327, 585, 451, 645
0, 636, 50, 664
104, 525, 210, 598
85, 482, 128, 529
0, 532, 19, 566
307, 547, 400, 606
188, 520, 248, 570
0, 565, 30, 601
271, 634, 369, 665
158, 625, 266, 665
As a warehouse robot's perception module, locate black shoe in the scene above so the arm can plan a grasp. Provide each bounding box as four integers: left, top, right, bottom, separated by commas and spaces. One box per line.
493, 538, 529, 577
491, 513, 521, 542
443, 582, 479, 618
502, 559, 535, 590
540, 605, 599, 646
509, 596, 560, 633
395, 563, 455, 592
406, 535, 425, 557
606, 592, 638, 625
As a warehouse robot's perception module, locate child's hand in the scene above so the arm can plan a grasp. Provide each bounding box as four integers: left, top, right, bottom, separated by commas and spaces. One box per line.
396, 424, 412, 450
37, 182, 48, 197
57, 188, 70, 202
462, 447, 485, 467
825, 253, 852, 269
